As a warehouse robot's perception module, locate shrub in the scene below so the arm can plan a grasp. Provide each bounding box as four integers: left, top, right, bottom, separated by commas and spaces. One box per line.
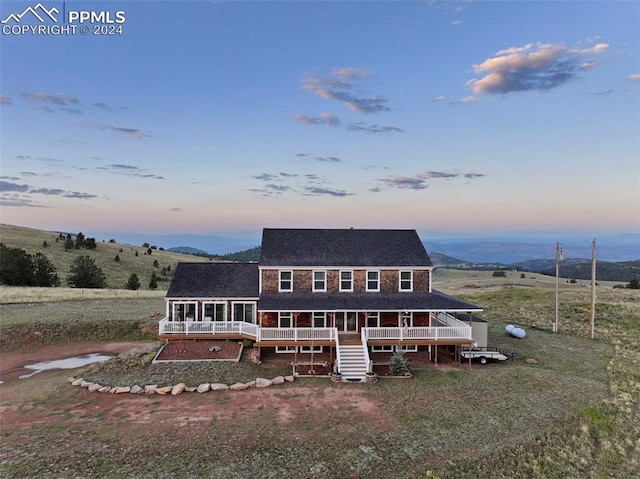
389, 351, 409, 375
492, 271, 507, 278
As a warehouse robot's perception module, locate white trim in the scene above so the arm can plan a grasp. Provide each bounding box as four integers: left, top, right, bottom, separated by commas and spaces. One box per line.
259, 265, 434, 271
201, 301, 227, 321
312, 270, 327, 292
279, 270, 293, 292
278, 311, 293, 328
339, 270, 353, 292
399, 270, 413, 291
366, 270, 380, 292
231, 301, 257, 323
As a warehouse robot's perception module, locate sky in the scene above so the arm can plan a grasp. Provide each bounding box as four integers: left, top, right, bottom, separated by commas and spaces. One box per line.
1, 0, 639, 241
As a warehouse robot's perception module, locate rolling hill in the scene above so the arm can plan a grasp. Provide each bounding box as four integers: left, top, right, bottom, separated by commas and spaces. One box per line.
0, 224, 212, 290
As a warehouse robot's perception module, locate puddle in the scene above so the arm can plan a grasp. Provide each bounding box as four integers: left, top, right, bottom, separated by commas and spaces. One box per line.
17, 353, 112, 379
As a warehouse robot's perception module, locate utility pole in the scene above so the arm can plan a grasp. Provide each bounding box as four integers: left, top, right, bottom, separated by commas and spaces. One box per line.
589, 239, 597, 339
554, 242, 562, 333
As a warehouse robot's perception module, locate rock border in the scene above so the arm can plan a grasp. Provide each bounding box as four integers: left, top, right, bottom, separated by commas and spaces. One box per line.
67, 375, 295, 395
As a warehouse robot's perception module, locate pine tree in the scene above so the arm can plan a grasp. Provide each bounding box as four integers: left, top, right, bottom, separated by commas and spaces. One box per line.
67, 256, 107, 288
149, 271, 159, 290
388, 351, 409, 375
125, 273, 141, 290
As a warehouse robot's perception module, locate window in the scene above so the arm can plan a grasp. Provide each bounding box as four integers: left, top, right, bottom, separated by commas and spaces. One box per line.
313, 312, 326, 328
340, 270, 353, 291
366, 270, 380, 292
202, 302, 226, 321
313, 270, 326, 292
278, 312, 292, 328
279, 270, 293, 292
366, 312, 380, 328
372, 345, 394, 352
232, 302, 255, 323
276, 346, 296, 353
399, 270, 413, 291
300, 345, 323, 353
172, 302, 197, 321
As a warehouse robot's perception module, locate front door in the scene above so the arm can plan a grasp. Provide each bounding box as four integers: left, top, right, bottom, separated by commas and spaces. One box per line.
335, 312, 357, 332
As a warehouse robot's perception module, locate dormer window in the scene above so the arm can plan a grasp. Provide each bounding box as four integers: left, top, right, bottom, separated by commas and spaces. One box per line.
399, 270, 413, 291
279, 270, 293, 292
339, 270, 353, 292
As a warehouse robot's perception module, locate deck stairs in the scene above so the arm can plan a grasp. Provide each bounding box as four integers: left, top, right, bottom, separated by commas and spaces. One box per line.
337, 344, 369, 382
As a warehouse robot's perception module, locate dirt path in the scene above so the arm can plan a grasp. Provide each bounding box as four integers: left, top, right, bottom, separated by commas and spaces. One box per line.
0, 341, 155, 382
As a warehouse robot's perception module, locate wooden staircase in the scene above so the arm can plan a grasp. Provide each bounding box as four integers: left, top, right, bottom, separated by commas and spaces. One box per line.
337, 344, 369, 382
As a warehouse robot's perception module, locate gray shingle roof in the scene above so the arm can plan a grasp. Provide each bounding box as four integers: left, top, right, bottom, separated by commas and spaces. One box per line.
259, 228, 432, 267
258, 290, 480, 312
166, 263, 259, 298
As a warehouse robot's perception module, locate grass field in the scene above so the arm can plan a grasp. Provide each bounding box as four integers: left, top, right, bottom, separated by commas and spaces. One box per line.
0, 223, 210, 289
1, 270, 638, 477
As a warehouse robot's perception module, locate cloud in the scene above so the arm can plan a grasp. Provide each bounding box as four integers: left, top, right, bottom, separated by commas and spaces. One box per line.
628, 74, 640, 82
0, 194, 50, 208
97, 163, 164, 179
92, 102, 111, 111
82, 121, 151, 139
63, 192, 99, 199
380, 176, 429, 190
297, 154, 343, 163
29, 188, 66, 195
170, 208, 183, 212
451, 19, 463, 26
23, 91, 80, 105
378, 169, 486, 190
347, 123, 403, 134
293, 112, 341, 127
332, 67, 371, 80
589, 89, 614, 97
467, 42, 609, 95
0, 180, 99, 202
304, 187, 352, 197
431, 96, 446, 102
0, 180, 30, 193
0, 95, 12, 105
301, 70, 390, 114
251, 170, 353, 198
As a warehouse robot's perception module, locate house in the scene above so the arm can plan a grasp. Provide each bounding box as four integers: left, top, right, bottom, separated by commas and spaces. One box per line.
160, 228, 483, 381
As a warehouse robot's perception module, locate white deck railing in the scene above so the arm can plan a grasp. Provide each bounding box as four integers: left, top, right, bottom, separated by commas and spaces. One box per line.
159, 319, 471, 342
259, 327, 337, 342
362, 324, 472, 341
437, 312, 472, 329
158, 319, 259, 339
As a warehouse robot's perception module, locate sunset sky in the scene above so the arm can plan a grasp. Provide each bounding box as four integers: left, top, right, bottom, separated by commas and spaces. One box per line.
1, 1, 639, 240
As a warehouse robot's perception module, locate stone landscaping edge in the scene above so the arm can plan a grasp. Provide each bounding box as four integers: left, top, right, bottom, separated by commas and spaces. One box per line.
67, 375, 295, 395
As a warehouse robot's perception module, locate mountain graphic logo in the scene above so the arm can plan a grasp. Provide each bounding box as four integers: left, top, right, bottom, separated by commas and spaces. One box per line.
1, 3, 59, 24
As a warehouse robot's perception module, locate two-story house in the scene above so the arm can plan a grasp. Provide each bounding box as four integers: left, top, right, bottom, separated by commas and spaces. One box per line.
160, 228, 482, 381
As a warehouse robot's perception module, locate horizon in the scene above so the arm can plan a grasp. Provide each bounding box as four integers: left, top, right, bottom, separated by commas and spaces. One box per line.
1, 1, 639, 234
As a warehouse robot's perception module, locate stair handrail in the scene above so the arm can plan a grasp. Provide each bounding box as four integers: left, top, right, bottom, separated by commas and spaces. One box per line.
361, 328, 372, 373
334, 327, 341, 373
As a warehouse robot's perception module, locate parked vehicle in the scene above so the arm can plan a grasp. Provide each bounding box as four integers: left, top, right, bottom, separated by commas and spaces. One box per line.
460, 347, 515, 365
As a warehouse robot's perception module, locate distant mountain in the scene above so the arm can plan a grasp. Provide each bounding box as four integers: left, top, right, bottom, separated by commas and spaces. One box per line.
87, 231, 261, 255
423, 234, 639, 263
513, 258, 640, 282
166, 246, 210, 256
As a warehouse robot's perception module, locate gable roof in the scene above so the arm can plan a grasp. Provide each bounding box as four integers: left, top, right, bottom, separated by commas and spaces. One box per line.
259, 228, 432, 267
166, 262, 259, 298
